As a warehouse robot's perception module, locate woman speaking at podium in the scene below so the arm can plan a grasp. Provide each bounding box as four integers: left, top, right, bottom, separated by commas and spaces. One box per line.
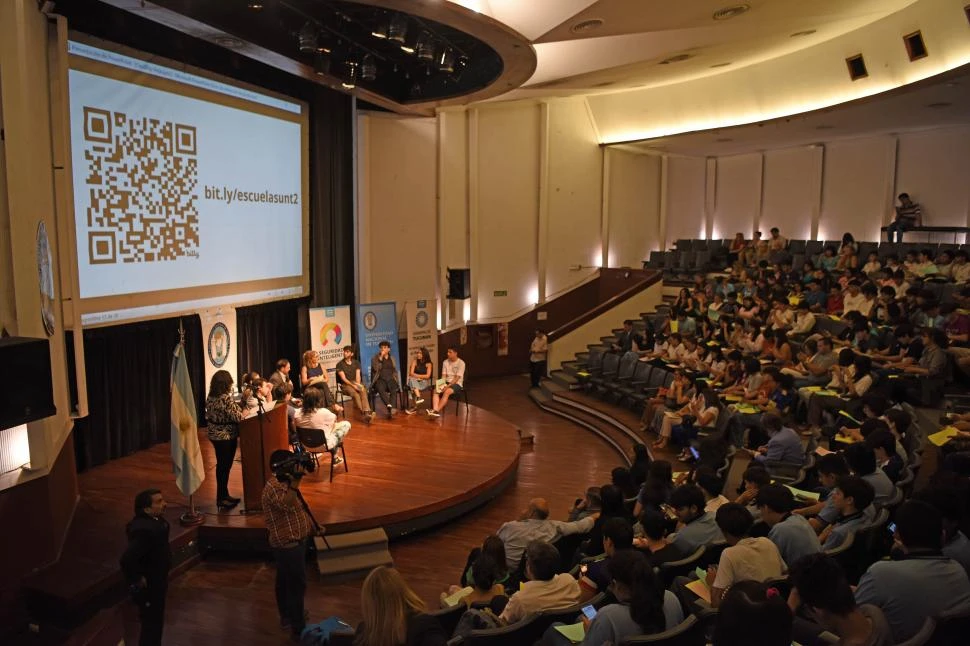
205, 370, 247, 511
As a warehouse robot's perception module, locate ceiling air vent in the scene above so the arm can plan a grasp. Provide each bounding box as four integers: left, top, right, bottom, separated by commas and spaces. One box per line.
660, 54, 692, 65
713, 5, 750, 21
570, 18, 604, 33
845, 54, 868, 81
903, 31, 928, 61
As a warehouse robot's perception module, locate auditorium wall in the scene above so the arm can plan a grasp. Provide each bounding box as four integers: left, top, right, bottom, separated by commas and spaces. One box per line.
0, 0, 78, 572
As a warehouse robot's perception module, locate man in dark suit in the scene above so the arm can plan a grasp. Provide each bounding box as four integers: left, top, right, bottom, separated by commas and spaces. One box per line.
120, 489, 171, 646
612, 319, 643, 353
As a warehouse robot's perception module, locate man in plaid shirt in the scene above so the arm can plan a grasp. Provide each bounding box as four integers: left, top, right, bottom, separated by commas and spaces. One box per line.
263, 449, 318, 641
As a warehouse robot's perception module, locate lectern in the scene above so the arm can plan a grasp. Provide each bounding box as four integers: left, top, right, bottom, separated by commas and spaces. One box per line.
238, 404, 289, 512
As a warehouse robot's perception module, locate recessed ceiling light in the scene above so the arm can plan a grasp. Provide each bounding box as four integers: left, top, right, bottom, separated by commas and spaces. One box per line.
710, 62, 732, 68
927, 102, 952, 108
213, 35, 245, 49
247, 1, 263, 9
713, 4, 750, 21
790, 29, 817, 37
571, 18, 604, 33
660, 54, 692, 65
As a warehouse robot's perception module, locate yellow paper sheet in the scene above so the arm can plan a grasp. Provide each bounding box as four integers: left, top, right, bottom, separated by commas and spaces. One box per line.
441, 587, 472, 607
554, 622, 586, 643
785, 485, 821, 502
929, 427, 960, 447
834, 434, 859, 444
685, 579, 711, 604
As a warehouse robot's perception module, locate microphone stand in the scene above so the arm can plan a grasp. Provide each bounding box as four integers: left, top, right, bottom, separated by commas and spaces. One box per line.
241, 397, 266, 516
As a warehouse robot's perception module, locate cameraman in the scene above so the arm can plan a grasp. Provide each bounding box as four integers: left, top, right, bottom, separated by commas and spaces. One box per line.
263, 449, 319, 640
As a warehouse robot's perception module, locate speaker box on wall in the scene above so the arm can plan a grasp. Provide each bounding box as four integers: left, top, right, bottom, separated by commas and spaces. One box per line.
447, 268, 471, 300
0, 336, 56, 429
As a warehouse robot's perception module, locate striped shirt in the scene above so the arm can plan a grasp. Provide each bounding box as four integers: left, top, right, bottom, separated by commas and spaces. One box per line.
262, 479, 313, 548
895, 201, 921, 223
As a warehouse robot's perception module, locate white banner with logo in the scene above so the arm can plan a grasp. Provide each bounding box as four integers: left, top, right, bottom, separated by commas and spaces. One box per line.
200, 306, 238, 388
308, 305, 354, 381
405, 299, 438, 378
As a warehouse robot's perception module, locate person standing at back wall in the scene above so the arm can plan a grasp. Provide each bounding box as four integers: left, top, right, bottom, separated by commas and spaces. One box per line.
530, 329, 548, 389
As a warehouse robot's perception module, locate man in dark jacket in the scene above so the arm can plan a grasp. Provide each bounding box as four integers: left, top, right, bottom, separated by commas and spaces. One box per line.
120, 489, 171, 646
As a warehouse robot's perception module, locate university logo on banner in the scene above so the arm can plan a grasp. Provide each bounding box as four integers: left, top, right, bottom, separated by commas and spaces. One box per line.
356, 302, 400, 383
405, 299, 438, 378
308, 305, 353, 380
200, 307, 237, 387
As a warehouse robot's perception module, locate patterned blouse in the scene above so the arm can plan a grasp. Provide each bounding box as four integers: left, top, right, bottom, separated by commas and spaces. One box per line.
205, 393, 245, 441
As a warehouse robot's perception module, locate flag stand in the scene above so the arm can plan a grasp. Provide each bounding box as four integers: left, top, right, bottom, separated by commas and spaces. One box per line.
175, 319, 205, 528
180, 494, 205, 527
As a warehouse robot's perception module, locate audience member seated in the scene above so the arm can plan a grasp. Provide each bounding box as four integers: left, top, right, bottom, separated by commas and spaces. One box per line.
695, 469, 730, 514
546, 549, 683, 646
629, 443, 652, 488
356, 566, 448, 646
335, 345, 375, 422
611, 467, 639, 502
916, 484, 970, 576
293, 386, 351, 464
568, 487, 602, 522
612, 319, 644, 353
854, 501, 970, 643
495, 498, 597, 571
498, 540, 581, 625
842, 443, 895, 507
703, 504, 786, 608
442, 553, 507, 609
668, 484, 723, 553
818, 475, 876, 551
863, 428, 904, 483
711, 579, 793, 646
748, 413, 803, 465
662, 380, 720, 452
632, 508, 686, 567
369, 340, 402, 418
795, 453, 851, 532
788, 553, 894, 646
458, 535, 511, 593
582, 485, 630, 557
299, 350, 342, 411
734, 466, 771, 522
578, 516, 633, 602
757, 484, 821, 567
633, 461, 674, 517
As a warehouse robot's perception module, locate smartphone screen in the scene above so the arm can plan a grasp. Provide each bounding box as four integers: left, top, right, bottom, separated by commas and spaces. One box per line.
690, 446, 700, 459
888, 522, 897, 534
582, 604, 597, 620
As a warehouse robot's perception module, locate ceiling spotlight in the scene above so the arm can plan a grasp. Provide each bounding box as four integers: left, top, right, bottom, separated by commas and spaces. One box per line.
342, 61, 358, 89
298, 22, 318, 54
247, 1, 263, 9
361, 54, 377, 81
388, 13, 408, 43
416, 31, 435, 61
438, 48, 455, 73
712, 4, 750, 20
314, 54, 330, 76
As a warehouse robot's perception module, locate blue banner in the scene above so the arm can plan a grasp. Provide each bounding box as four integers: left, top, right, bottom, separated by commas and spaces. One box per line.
356, 301, 400, 383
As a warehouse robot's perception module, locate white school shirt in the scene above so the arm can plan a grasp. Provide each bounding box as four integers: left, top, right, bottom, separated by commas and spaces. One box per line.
442, 357, 466, 386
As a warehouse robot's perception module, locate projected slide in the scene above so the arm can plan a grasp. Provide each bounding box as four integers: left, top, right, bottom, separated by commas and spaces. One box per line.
67, 41, 306, 308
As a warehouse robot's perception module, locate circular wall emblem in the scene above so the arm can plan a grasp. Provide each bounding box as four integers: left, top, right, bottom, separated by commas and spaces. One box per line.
319, 322, 343, 346
363, 311, 378, 331
207, 322, 230, 368
415, 311, 429, 328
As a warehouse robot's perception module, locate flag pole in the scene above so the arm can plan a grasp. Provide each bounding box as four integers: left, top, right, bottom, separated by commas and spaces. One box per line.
177, 318, 205, 527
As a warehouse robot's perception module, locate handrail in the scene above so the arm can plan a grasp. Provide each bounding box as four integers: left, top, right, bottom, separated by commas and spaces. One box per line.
548, 270, 661, 341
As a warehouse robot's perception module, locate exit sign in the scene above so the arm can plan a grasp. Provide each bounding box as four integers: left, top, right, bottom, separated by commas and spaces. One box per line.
493, 290, 508, 297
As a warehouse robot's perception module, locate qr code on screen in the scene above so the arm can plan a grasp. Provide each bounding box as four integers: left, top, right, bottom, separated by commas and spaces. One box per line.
82, 106, 200, 264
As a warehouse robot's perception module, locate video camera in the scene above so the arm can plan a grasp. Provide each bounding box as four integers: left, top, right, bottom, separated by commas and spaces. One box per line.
270, 451, 316, 482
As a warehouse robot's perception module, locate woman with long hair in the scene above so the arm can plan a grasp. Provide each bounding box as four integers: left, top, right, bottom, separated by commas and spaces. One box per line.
629, 443, 652, 487
405, 347, 433, 414
459, 534, 510, 591
204, 369, 248, 510
573, 549, 673, 645
300, 349, 342, 412
294, 386, 351, 462
633, 460, 674, 517
355, 566, 447, 646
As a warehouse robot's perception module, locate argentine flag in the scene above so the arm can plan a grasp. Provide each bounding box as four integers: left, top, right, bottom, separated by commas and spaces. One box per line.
171, 343, 204, 496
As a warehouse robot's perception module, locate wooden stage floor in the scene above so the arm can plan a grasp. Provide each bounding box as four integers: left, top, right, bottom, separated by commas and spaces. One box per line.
200, 403, 522, 538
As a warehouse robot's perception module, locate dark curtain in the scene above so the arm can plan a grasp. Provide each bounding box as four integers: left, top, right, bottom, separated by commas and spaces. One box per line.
309, 87, 356, 309
236, 299, 303, 382
72, 315, 205, 472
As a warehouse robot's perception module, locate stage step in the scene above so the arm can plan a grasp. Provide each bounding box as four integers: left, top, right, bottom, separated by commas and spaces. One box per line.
549, 369, 580, 390
314, 528, 393, 579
